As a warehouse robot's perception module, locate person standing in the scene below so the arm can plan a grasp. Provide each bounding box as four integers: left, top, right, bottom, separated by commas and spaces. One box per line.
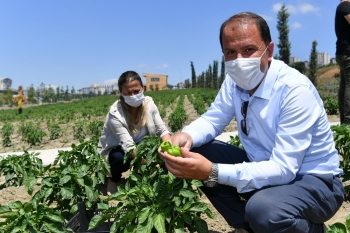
159, 12, 344, 233
335, 0, 350, 124
13, 85, 26, 114
99, 70, 170, 195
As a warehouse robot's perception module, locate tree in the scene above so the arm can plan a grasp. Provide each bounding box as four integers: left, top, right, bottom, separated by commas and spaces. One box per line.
276, 4, 291, 65
309, 40, 318, 86
190, 61, 197, 88
5, 88, 13, 106
212, 60, 219, 89
56, 87, 61, 101
27, 84, 37, 104
290, 62, 307, 74
206, 65, 213, 89
219, 56, 225, 87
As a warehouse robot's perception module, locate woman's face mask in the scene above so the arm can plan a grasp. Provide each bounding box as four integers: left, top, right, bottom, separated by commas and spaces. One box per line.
225, 46, 269, 90
122, 91, 144, 107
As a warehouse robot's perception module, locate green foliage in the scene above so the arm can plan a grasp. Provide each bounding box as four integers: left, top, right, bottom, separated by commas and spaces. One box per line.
89, 136, 214, 233
324, 97, 339, 115
0, 151, 44, 195
227, 135, 244, 150
0, 137, 110, 231
326, 214, 350, 233
309, 40, 318, 86
32, 137, 110, 220
276, 4, 291, 65
331, 125, 350, 190
87, 120, 104, 137
48, 121, 62, 140
73, 120, 86, 140
18, 121, 47, 146
1, 122, 14, 147
0, 201, 68, 233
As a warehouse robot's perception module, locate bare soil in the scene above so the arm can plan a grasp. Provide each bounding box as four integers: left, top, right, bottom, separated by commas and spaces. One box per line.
0, 98, 348, 232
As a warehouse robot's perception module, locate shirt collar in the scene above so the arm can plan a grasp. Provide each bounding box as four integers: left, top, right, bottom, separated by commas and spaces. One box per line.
251, 58, 279, 100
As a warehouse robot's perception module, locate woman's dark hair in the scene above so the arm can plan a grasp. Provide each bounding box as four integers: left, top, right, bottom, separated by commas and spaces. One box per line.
219, 12, 272, 49
118, 71, 144, 94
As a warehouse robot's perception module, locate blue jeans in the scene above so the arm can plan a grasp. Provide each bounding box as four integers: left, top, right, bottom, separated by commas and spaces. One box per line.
336, 55, 350, 124
108, 147, 132, 183
192, 140, 344, 233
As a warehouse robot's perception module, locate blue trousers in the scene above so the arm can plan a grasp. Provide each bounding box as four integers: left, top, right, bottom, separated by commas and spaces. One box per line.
108, 147, 132, 183
192, 140, 344, 233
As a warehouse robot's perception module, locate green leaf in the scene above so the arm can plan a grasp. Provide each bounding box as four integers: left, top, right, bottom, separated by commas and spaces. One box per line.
328, 222, 347, 233
88, 214, 111, 231
45, 213, 64, 223
179, 189, 197, 198
8, 201, 22, 210
138, 207, 151, 224
24, 176, 37, 195
60, 187, 74, 199
345, 214, 350, 230
43, 222, 63, 233
97, 203, 109, 210
0, 211, 19, 218
188, 202, 208, 212
0, 206, 11, 214
194, 217, 208, 233
59, 175, 71, 185
84, 185, 95, 202
153, 213, 166, 233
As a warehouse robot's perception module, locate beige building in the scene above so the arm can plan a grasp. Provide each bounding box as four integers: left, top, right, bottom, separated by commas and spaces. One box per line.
142, 73, 167, 91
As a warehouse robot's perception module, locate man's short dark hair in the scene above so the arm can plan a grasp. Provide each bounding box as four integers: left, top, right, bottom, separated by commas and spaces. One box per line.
219, 12, 272, 50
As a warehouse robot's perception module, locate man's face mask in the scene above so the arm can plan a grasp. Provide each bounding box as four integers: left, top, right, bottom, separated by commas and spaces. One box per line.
225, 46, 269, 90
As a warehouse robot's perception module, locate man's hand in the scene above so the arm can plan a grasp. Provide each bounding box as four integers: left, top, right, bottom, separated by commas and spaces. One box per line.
168, 132, 193, 150
159, 147, 212, 180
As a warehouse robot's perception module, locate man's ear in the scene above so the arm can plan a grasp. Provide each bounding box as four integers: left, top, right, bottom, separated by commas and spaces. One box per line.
267, 42, 274, 61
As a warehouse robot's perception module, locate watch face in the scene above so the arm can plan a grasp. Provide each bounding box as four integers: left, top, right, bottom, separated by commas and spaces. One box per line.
205, 181, 218, 187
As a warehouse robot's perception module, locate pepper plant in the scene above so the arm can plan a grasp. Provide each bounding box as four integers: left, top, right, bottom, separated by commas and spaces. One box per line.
1, 122, 14, 147
88, 136, 215, 233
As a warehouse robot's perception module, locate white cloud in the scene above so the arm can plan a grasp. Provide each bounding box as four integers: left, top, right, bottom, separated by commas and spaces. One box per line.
292, 22, 302, 28
298, 3, 319, 14
103, 78, 118, 85
138, 64, 148, 68
161, 64, 169, 68
272, 2, 319, 14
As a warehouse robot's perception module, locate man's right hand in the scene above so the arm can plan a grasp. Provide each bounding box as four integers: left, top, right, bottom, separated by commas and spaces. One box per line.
169, 132, 193, 150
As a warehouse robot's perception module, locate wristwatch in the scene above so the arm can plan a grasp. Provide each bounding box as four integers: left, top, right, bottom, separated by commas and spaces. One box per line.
203, 163, 218, 187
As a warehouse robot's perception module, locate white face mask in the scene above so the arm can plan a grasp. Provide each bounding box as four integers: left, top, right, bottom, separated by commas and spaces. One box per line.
122, 92, 145, 107
225, 46, 269, 90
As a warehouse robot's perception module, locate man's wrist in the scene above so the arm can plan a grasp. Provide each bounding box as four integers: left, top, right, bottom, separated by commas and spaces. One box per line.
203, 163, 219, 187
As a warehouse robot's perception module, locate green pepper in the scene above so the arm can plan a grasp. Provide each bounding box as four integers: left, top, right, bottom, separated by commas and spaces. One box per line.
160, 141, 182, 157
167, 145, 182, 157
161, 141, 172, 152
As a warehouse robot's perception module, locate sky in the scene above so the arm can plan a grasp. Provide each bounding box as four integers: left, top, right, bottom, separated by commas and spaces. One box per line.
0, 0, 340, 91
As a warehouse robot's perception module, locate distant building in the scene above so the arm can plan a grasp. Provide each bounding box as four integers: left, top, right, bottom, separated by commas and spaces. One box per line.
289, 56, 300, 64
330, 57, 337, 64
142, 73, 168, 91
317, 52, 330, 66
0, 78, 12, 90
78, 83, 118, 95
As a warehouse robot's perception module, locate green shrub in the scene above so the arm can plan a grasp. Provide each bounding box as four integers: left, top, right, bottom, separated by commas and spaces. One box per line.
324, 96, 338, 115
1, 123, 14, 147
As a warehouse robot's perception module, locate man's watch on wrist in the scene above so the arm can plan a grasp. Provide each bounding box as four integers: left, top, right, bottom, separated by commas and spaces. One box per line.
203, 163, 218, 187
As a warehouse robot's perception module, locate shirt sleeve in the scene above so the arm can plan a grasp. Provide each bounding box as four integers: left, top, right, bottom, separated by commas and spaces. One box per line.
106, 112, 135, 153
